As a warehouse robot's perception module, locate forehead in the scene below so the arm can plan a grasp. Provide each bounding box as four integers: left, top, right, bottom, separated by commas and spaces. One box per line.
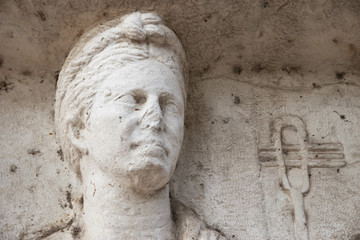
101, 60, 183, 94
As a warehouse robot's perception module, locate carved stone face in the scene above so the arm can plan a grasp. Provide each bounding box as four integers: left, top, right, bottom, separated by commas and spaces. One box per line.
83, 59, 185, 193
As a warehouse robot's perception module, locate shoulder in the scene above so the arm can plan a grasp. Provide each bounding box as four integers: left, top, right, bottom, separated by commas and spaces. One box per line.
171, 199, 227, 240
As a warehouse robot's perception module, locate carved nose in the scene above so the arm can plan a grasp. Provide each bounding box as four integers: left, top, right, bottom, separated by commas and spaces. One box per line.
140, 100, 163, 132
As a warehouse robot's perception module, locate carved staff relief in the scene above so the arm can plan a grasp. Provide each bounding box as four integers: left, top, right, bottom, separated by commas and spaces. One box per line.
259, 115, 346, 240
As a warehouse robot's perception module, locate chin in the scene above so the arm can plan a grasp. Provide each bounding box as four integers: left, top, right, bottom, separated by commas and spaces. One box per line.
126, 158, 172, 193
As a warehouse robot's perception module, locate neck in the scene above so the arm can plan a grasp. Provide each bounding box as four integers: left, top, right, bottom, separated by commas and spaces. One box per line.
80, 158, 174, 240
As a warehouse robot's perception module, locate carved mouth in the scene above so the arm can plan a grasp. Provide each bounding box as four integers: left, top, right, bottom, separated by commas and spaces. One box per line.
145, 145, 168, 157
130, 141, 169, 157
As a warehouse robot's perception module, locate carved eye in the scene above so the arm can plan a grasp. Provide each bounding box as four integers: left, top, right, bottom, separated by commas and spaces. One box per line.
134, 94, 146, 105
160, 98, 181, 115
163, 103, 179, 114
159, 95, 182, 116
115, 92, 147, 113
116, 95, 136, 105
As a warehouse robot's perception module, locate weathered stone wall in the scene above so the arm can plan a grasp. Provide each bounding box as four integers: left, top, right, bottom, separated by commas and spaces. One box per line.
1, 0, 359, 239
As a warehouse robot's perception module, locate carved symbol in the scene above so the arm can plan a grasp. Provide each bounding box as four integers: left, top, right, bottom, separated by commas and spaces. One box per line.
259, 115, 346, 240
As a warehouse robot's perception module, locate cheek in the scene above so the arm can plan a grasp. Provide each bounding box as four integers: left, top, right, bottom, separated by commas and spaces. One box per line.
91, 104, 138, 130
87, 108, 137, 153
164, 115, 184, 144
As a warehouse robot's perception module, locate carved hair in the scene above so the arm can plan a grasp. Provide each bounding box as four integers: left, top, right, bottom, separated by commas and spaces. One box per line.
55, 12, 187, 176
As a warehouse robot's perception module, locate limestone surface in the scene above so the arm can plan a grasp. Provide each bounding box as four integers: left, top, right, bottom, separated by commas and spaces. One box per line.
0, 1, 359, 239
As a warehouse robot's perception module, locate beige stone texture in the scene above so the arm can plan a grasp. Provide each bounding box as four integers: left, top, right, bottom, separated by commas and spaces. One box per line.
0, 1, 359, 239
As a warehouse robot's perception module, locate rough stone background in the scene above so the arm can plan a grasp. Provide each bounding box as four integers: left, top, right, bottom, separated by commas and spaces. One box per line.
0, 0, 359, 239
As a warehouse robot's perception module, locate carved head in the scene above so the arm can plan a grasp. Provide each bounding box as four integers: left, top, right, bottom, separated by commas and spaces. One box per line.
55, 12, 187, 193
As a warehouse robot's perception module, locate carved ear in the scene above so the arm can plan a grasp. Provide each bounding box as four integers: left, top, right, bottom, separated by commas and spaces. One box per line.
66, 114, 88, 155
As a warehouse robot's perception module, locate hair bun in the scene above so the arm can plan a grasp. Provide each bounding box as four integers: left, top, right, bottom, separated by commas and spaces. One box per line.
123, 12, 146, 41
144, 24, 165, 44
141, 12, 163, 25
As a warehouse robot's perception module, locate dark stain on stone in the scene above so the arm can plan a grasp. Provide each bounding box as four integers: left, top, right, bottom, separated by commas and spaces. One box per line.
10, 164, 17, 173
223, 118, 230, 124
57, 148, 64, 161
233, 96, 240, 104
78, 195, 84, 211
76, 29, 84, 39
27, 149, 41, 156
349, 43, 357, 55
66, 191, 73, 209
22, 70, 32, 76
332, 38, 339, 44
7, 31, 14, 39
336, 72, 345, 79
37, 10, 46, 21
0, 81, 14, 92
276, 1, 290, 12
72, 227, 81, 238
312, 83, 321, 89
282, 66, 301, 74
28, 185, 36, 192
38, 225, 63, 239
263, 1, 269, 8
37, 218, 75, 239
0, 56, 3, 68
54, 70, 60, 85
196, 161, 204, 171
232, 65, 242, 75
19, 232, 25, 240
252, 63, 265, 73
350, 233, 360, 240
203, 14, 212, 22
103, 12, 108, 17
203, 65, 209, 73
333, 111, 350, 122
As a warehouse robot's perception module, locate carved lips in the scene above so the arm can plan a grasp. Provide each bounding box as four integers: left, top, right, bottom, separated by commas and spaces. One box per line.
131, 140, 169, 159
144, 144, 168, 158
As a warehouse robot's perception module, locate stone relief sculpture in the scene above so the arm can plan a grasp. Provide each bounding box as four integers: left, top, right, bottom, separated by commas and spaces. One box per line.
54, 12, 226, 240
259, 115, 346, 240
